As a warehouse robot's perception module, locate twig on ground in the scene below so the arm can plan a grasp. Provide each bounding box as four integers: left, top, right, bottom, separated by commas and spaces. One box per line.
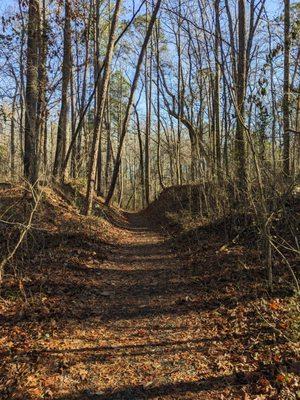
0, 184, 43, 285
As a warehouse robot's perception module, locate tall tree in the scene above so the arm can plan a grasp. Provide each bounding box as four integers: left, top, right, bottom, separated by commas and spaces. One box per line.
155, 18, 164, 190
283, 0, 290, 177
37, 0, 48, 174
24, 0, 40, 184
213, 0, 221, 181
53, 0, 72, 178
10, 87, 17, 179
144, 0, 153, 206
235, 0, 247, 195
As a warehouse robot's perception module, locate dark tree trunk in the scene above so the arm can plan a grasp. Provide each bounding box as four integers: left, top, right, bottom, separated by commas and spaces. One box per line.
235, 0, 247, 196
283, 0, 290, 177
53, 0, 72, 178
24, 0, 40, 184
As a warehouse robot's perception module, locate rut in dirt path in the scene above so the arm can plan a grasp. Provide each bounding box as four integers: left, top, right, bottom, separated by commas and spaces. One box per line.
43, 213, 267, 400
99, 212, 181, 321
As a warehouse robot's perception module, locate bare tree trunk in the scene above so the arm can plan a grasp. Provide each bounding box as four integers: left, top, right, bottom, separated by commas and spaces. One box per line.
235, 0, 247, 196
36, 0, 48, 176
144, 6, 151, 205
134, 104, 145, 208
214, 0, 221, 181
18, 0, 26, 162
267, 20, 277, 177
105, 98, 112, 194
156, 19, 164, 191
24, 0, 40, 184
283, 0, 290, 177
223, 77, 229, 177
10, 89, 17, 180
70, 62, 76, 178
73, 1, 92, 179
53, 0, 72, 178
43, 114, 48, 170
176, 0, 183, 185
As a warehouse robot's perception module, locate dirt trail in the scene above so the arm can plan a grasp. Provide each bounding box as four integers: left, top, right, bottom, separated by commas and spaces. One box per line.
1, 211, 295, 399
52, 213, 225, 400
31, 214, 250, 399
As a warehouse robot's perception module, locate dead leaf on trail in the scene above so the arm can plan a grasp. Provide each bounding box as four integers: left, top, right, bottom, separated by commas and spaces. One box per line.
27, 384, 44, 397
276, 374, 285, 383
219, 244, 230, 253
241, 392, 251, 400
99, 290, 114, 296
269, 300, 281, 311
143, 381, 154, 388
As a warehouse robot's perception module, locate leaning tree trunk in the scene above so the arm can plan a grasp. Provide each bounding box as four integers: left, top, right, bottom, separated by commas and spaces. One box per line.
105, 0, 162, 206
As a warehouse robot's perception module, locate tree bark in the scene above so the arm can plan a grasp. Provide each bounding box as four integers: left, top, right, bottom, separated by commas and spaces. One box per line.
283, 0, 290, 177
214, 0, 221, 181
37, 0, 48, 175
235, 0, 247, 196
53, 0, 72, 178
24, 0, 40, 184
10, 88, 17, 179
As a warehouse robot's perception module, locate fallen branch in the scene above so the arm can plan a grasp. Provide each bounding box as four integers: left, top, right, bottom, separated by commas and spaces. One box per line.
252, 302, 297, 346
270, 239, 300, 293
288, 129, 300, 135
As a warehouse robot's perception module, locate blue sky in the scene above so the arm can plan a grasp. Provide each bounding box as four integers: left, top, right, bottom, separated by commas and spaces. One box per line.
0, 0, 293, 15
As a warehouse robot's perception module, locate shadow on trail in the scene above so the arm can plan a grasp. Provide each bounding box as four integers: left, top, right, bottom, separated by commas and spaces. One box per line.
1, 331, 269, 361
0, 217, 293, 325
50, 361, 297, 400
50, 375, 239, 399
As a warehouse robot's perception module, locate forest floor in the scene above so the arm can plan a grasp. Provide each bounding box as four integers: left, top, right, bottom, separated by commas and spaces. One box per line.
0, 186, 299, 399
